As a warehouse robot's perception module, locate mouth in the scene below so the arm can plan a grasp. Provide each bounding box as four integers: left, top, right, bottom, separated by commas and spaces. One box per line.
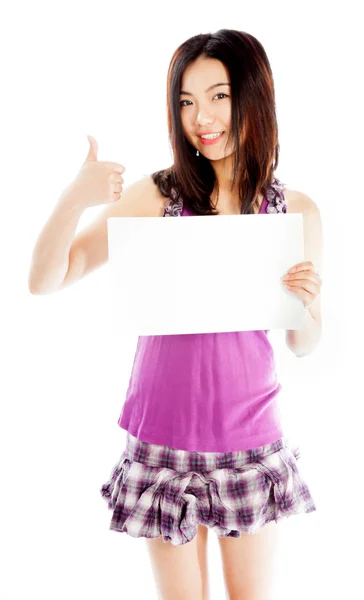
198, 131, 225, 146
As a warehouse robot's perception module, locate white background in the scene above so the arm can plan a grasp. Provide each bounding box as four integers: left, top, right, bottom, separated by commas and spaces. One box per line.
1, 1, 363, 599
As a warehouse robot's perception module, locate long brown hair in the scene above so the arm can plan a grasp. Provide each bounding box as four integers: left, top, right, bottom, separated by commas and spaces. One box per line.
151, 29, 280, 215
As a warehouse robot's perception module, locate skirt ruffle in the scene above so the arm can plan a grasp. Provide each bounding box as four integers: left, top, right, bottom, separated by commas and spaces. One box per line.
100, 437, 316, 547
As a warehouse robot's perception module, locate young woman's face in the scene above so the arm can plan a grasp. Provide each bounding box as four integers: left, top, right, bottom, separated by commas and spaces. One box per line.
180, 56, 235, 161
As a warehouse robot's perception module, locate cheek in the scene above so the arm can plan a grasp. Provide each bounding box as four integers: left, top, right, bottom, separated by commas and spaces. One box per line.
180, 111, 192, 130
221, 105, 231, 126
181, 116, 194, 142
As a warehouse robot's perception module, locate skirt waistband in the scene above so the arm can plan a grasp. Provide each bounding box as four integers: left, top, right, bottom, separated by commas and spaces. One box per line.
124, 432, 287, 472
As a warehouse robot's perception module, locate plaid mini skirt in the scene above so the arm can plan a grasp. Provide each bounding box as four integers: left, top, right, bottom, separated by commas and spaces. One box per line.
100, 432, 317, 547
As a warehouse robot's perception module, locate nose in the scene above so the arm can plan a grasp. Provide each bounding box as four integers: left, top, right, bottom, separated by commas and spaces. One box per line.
195, 109, 215, 127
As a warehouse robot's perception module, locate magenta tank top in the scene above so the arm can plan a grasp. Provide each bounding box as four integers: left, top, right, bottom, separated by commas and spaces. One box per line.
117, 177, 287, 452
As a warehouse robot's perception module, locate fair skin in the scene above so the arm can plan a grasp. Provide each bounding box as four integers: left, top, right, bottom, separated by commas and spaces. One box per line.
179, 54, 239, 208
179, 54, 323, 347
146, 520, 278, 600
31, 56, 323, 600
145, 57, 323, 600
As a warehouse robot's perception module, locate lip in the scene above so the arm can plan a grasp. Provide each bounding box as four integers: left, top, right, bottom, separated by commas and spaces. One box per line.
198, 131, 224, 146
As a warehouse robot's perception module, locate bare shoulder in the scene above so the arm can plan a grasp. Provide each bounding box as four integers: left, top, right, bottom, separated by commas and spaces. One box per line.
112, 174, 167, 218
284, 186, 320, 215
283, 186, 323, 261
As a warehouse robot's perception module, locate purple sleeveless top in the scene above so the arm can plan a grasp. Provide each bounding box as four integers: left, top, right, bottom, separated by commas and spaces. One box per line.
117, 177, 287, 452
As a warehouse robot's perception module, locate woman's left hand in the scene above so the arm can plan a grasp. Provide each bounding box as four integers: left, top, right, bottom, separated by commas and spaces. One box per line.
281, 261, 322, 309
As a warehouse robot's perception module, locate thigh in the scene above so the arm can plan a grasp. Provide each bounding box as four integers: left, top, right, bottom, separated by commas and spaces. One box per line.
218, 520, 278, 600
146, 526, 205, 600
196, 524, 209, 600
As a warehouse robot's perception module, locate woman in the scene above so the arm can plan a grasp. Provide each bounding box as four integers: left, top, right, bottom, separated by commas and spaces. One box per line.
29, 29, 323, 600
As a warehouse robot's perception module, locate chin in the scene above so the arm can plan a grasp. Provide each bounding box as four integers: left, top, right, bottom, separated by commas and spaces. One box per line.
206, 150, 234, 160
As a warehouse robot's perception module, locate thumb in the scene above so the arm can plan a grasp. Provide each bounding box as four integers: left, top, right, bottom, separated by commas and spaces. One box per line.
85, 134, 98, 162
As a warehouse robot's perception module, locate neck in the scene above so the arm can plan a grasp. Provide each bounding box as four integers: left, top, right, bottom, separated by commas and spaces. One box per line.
211, 154, 235, 191
210, 155, 263, 212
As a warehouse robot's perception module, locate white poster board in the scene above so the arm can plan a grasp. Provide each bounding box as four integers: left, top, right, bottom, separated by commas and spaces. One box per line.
106, 213, 305, 336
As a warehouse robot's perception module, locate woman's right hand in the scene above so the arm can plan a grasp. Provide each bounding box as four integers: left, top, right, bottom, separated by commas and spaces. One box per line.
72, 135, 126, 208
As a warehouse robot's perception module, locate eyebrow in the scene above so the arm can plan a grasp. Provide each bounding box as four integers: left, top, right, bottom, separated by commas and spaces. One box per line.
180, 82, 231, 96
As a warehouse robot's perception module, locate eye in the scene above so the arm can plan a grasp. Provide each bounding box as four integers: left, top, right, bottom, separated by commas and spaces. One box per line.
179, 100, 192, 108
179, 93, 229, 108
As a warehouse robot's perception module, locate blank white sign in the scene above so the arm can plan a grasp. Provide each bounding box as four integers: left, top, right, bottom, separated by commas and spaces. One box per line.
106, 213, 305, 336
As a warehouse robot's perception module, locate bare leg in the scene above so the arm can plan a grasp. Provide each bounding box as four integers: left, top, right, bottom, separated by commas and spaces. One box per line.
146, 523, 209, 600
196, 524, 209, 600
217, 520, 278, 600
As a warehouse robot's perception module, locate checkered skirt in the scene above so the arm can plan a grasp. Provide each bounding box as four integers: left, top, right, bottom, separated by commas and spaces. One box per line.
100, 432, 316, 546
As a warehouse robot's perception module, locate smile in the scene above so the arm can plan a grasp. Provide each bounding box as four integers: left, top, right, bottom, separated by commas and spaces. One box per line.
199, 132, 224, 145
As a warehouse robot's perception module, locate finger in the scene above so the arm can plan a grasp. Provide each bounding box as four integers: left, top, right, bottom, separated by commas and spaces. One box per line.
288, 261, 315, 273
284, 285, 316, 309
284, 272, 321, 285
98, 162, 125, 173
110, 172, 124, 184
284, 279, 318, 296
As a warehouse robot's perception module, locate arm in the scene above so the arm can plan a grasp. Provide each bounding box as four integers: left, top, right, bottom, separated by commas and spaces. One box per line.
286, 306, 322, 358
28, 184, 88, 295
28, 175, 165, 295
285, 195, 324, 357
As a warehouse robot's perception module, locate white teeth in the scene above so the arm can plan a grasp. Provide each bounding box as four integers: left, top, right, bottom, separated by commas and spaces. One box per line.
201, 132, 223, 139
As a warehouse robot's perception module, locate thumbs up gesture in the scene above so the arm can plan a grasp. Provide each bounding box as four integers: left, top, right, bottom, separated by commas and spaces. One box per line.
73, 135, 126, 208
